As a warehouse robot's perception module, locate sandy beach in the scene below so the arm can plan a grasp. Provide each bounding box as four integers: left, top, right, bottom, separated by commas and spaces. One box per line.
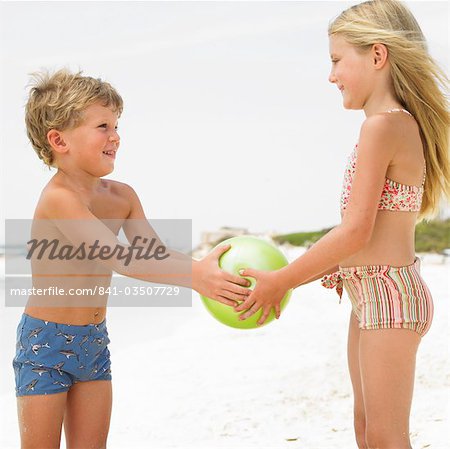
0, 249, 448, 449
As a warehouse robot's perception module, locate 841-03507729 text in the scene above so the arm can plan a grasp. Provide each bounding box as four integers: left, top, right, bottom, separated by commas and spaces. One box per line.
9, 286, 181, 297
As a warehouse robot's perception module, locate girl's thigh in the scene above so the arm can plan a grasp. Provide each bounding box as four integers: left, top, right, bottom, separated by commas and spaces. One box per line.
64, 380, 112, 449
348, 312, 365, 407
359, 329, 420, 441
17, 391, 67, 449
347, 313, 365, 414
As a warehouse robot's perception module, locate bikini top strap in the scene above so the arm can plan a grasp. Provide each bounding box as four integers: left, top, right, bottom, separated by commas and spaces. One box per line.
386, 108, 413, 117
421, 159, 427, 187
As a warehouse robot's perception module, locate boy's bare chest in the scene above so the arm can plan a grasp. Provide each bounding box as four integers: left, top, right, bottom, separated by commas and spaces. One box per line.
86, 190, 130, 220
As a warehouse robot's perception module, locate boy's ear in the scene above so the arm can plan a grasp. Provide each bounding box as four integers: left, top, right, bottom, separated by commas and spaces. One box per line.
47, 129, 69, 154
371, 43, 388, 69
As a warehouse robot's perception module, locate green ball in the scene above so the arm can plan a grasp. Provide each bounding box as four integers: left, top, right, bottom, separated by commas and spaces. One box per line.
200, 236, 292, 329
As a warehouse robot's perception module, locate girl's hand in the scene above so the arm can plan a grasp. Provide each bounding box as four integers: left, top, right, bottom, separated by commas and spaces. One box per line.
234, 269, 289, 325
193, 245, 251, 306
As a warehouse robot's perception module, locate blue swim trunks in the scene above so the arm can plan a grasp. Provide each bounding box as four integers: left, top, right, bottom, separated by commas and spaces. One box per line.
13, 314, 112, 396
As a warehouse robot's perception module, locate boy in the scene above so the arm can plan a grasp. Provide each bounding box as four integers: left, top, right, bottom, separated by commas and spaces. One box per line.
13, 69, 249, 448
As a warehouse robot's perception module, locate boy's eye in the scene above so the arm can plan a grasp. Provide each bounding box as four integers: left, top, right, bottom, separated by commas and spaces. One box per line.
99, 124, 107, 128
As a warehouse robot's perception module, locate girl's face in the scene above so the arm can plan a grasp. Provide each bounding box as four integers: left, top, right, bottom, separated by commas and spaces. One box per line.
328, 34, 374, 110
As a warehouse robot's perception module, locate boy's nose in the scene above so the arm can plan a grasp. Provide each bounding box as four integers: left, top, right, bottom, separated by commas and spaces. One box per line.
109, 131, 120, 143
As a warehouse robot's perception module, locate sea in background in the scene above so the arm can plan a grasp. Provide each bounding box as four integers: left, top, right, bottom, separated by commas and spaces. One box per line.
0, 249, 448, 448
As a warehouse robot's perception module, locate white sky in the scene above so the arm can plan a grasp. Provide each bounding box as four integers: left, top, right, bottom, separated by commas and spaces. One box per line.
0, 1, 448, 246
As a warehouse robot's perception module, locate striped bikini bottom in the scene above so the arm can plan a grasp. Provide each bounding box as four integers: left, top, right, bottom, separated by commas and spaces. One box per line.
321, 257, 433, 337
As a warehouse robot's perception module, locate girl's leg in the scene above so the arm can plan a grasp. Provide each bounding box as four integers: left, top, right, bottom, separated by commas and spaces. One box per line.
359, 329, 420, 449
64, 380, 112, 449
347, 312, 367, 449
17, 392, 67, 449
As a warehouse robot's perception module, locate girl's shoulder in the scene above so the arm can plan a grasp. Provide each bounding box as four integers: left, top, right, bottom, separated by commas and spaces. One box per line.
359, 111, 424, 184
361, 110, 419, 143
356, 113, 401, 164
360, 111, 421, 153
360, 111, 411, 139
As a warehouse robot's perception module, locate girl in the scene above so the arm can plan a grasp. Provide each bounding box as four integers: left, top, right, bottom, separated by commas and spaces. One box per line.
235, 1, 449, 447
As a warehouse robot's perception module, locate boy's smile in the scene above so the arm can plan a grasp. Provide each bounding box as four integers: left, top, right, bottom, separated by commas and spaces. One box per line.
102, 149, 116, 159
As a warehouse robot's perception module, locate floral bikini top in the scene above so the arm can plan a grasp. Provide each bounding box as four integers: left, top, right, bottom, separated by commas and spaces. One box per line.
340, 109, 426, 213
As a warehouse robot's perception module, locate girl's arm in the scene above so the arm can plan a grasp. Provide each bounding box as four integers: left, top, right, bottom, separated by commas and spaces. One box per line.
236, 115, 399, 323
295, 264, 340, 287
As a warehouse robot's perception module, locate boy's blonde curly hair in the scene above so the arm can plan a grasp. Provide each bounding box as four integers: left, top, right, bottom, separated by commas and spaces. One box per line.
25, 69, 123, 167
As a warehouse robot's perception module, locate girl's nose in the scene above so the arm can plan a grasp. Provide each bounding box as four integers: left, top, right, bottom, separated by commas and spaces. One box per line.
328, 70, 337, 84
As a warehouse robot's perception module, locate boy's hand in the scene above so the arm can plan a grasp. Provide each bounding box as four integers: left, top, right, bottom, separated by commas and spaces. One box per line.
234, 269, 289, 325
193, 245, 251, 306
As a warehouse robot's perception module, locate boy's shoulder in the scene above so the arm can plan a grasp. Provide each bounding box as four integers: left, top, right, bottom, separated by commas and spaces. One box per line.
40, 177, 136, 199
102, 179, 138, 197
35, 177, 139, 219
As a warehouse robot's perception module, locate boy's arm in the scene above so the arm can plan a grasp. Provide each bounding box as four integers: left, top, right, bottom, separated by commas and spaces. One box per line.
117, 182, 188, 261
36, 185, 249, 305
115, 182, 252, 298
117, 183, 341, 283
38, 186, 193, 288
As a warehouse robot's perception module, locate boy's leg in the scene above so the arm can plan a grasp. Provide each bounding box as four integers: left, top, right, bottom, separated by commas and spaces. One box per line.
359, 329, 420, 449
17, 392, 67, 449
347, 312, 367, 449
64, 380, 112, 449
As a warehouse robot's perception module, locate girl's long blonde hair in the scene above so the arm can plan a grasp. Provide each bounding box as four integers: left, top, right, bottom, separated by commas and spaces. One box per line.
329, 0, 449, 219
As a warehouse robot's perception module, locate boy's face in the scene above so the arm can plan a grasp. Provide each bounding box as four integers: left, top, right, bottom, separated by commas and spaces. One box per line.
59, 103, 120, 177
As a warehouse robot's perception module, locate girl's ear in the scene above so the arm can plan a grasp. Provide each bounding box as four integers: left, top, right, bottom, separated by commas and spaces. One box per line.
47, 129, 69, 155
372, 43, 389, 69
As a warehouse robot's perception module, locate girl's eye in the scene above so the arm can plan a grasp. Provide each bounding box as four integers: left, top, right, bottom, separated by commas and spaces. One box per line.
99, 124, 107, 128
